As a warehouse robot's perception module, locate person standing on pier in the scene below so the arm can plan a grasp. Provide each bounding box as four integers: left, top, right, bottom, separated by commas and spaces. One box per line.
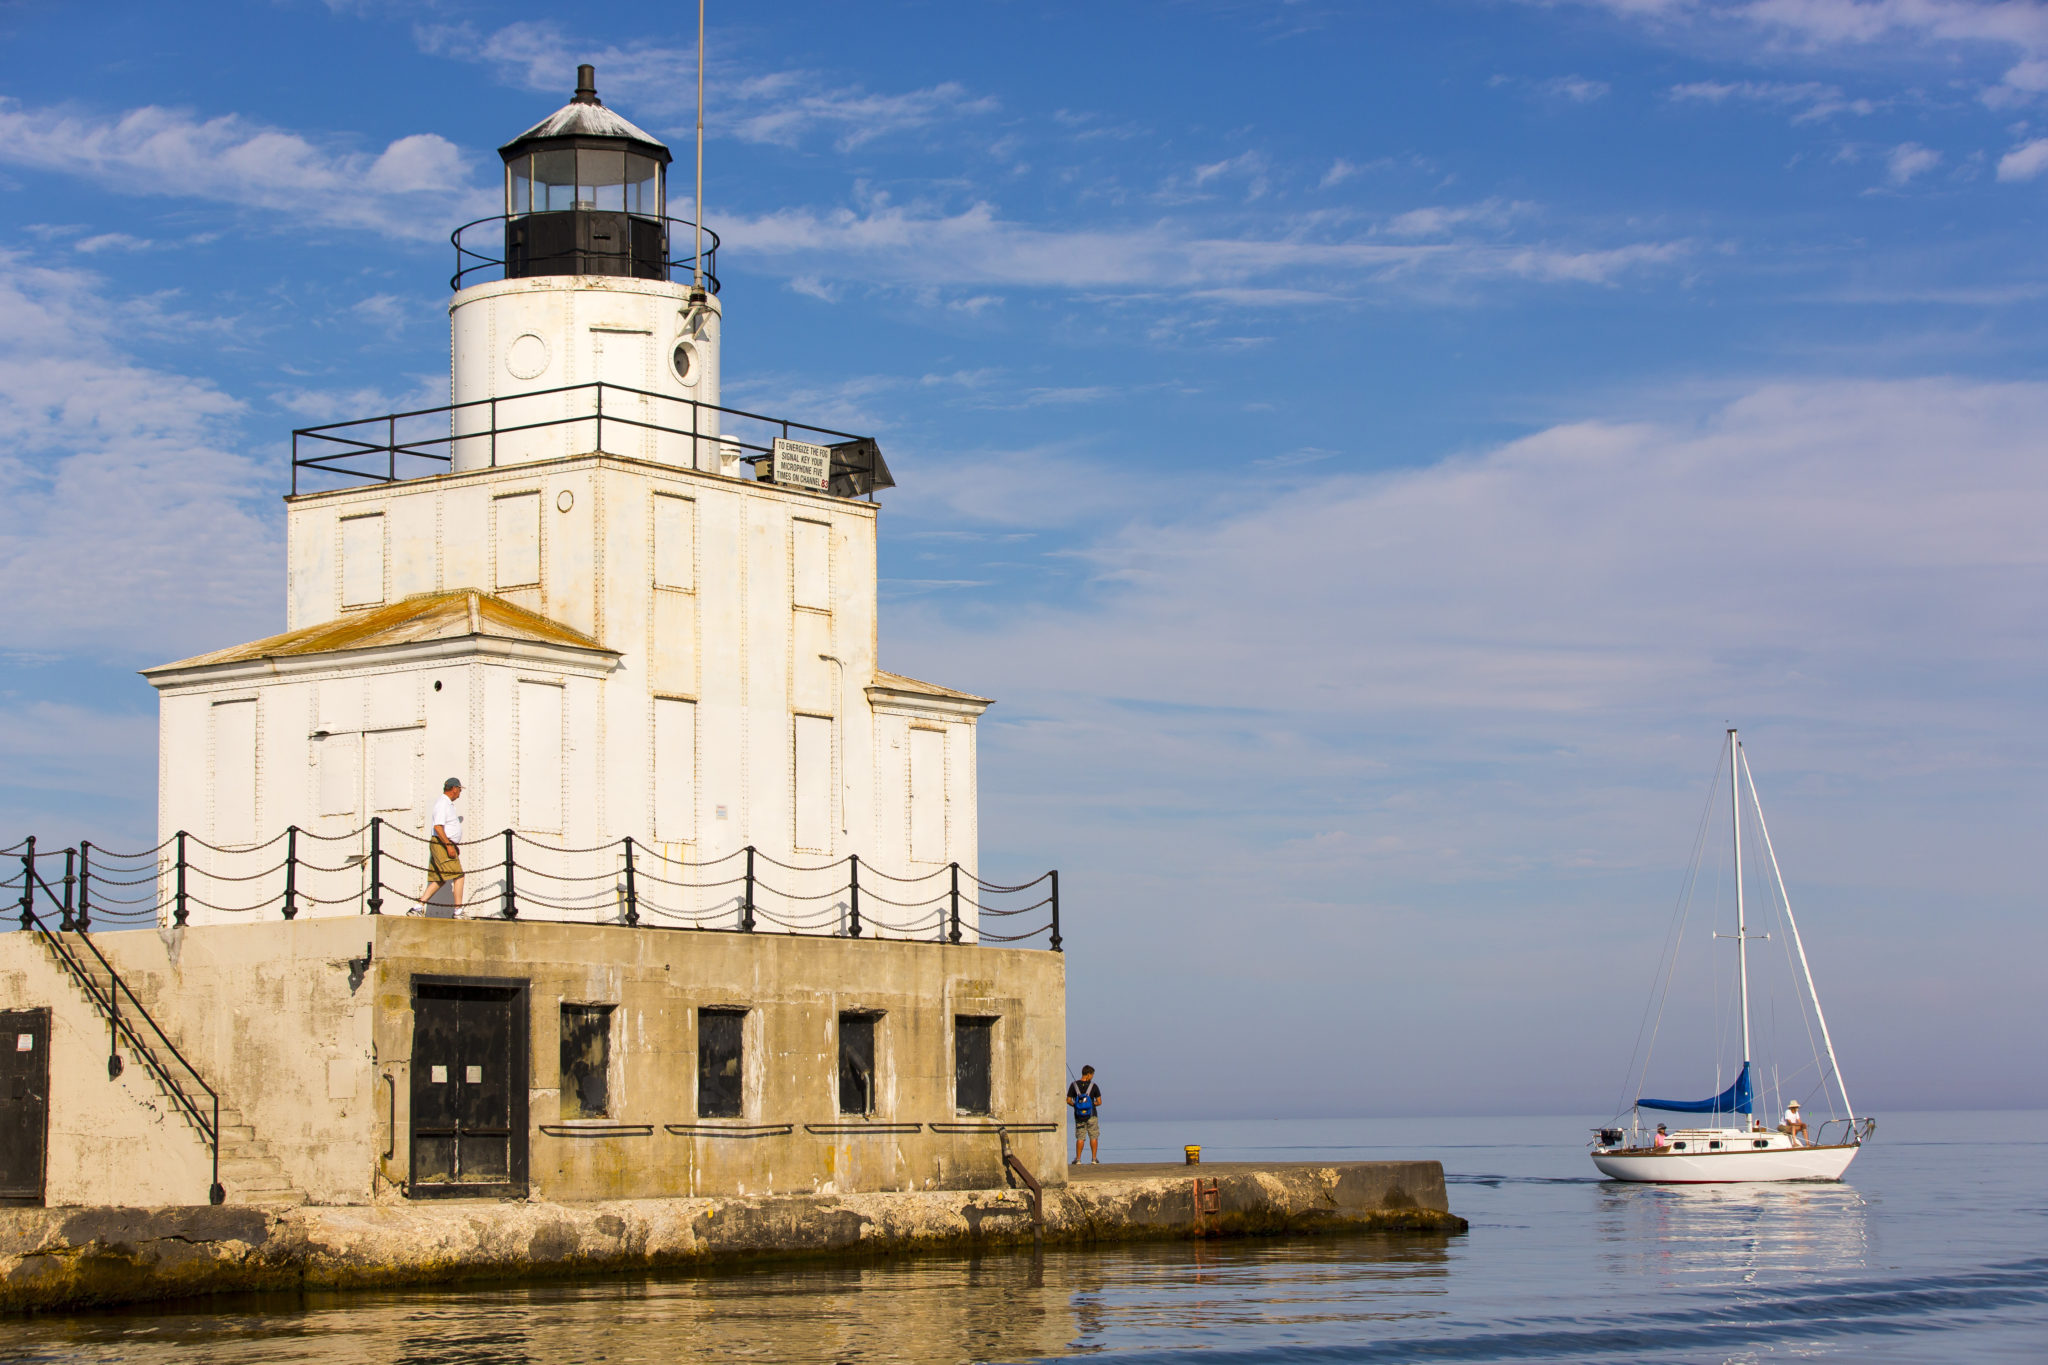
1068, 1066, 1103, 1164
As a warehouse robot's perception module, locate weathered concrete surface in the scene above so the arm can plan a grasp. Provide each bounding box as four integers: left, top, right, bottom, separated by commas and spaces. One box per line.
0, 1161, 1463, 1313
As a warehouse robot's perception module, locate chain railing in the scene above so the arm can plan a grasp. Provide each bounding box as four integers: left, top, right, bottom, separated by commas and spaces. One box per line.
4, 829, 1061, 950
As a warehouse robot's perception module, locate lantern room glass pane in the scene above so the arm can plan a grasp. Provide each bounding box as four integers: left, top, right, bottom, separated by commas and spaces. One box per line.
533, 149, 576, 212
626, 154, 661, 217
507, 155, 532, 216
578, 149, 626, 211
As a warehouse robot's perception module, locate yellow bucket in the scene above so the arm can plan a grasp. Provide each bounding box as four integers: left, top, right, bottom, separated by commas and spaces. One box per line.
1184, 1144, 1201, 1165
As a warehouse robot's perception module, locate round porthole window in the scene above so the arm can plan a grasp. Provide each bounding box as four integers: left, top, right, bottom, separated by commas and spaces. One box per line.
506, 332, 550, 381
671, 339, 698, 386
556, 489, 575, 513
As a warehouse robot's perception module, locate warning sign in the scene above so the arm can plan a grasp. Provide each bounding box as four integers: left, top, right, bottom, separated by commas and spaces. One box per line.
771, 438, 832, 493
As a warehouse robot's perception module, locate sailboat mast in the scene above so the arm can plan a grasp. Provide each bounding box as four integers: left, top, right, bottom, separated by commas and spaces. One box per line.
1741, 748, 1856, 1128
1731, 728, 1752, 1077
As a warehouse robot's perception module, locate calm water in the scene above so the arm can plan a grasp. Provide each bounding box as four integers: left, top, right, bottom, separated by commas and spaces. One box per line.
4, 1110, 2042, 1364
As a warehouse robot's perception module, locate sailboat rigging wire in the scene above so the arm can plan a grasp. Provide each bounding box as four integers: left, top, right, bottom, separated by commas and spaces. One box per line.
1741, 747, 1857, 1126
1614, 742, 1726, 1121
1760, 792, 1830, 1120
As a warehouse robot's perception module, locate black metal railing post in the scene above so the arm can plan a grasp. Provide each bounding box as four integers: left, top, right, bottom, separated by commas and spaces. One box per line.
283, 826, 298, 920
366, 817, 383, 915
77, 840, 91, 933
17, 836, 33, 930
622, 836, 639, 927
501, 830, 517, 919
949, 863, 962, 944
595, 381, 604, 454
173, 831, 188, 928
59, 848, 75, 931
387, 413, 397, 483
1049, 870, 1062, 952
848, 854, 861, 938
742, 846, 756, 932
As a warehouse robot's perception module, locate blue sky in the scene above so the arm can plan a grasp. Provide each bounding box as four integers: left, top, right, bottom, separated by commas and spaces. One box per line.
1, 0, 2043, 1118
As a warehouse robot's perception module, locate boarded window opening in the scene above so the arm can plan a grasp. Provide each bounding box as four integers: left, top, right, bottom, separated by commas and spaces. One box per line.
212, 700, 257, 845
909, 728, 946, 863
792, 519, 829, 610
697, 1008, 745, 1119
559, 1004, 613, 1120
517, 681, 564, 833
341, 514, 385, 607
838, 1012, 877, 1116
652, 494, 695, 591
954, 1015, 995, 1117
793, 714, 832, 853
653, 697, 696, 843
495, 492, 541, 589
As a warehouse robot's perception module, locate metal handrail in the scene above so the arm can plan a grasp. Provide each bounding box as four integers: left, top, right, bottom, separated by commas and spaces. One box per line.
16, 846, 224, 1204
450, 213, 722, 292
289, 380, 872, 493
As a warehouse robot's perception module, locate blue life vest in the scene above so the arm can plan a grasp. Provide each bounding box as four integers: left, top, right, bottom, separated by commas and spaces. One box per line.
1073, 1084, 1097, 1119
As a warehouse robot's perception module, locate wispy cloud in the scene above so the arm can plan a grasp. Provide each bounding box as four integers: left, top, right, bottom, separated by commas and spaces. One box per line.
419, 21, 999, 152
1886, 140, 1943, 183
1668, 79, 1878, 120
1996, 134, 2048, 178
723, 197, 1688, 299
0, 99, 491, 239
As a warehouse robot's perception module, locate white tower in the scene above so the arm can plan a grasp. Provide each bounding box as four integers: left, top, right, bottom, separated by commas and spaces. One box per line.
449, 66, 727, 474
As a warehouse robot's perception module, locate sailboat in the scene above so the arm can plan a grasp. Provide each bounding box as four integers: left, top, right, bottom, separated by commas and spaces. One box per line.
1590, 729, 1875, 1183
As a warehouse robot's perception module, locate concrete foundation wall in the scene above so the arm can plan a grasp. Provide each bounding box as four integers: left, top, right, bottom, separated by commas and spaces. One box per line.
0, 919, 1064, 1208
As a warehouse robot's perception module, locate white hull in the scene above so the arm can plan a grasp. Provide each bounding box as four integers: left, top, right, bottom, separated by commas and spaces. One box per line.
1592, 1142, 1859, 1184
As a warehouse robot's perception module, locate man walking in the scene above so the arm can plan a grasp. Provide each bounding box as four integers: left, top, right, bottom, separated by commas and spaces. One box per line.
415, 777, 466, 917
1067, 1065, 1103, 1164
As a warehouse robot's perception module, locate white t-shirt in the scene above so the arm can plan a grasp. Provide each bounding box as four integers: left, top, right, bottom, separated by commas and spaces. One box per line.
433, 794, 463, 843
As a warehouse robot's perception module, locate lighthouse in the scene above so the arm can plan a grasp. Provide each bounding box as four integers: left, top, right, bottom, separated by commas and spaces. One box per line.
0, 70, 1065, 1211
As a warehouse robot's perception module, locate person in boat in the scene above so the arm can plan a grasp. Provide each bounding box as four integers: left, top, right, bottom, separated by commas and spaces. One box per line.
1653, 1124, 1671, 1150
1779, 1100, 1808, 1145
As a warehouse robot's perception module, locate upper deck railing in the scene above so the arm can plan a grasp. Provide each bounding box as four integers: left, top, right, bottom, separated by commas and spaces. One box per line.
289, 382, 890, 496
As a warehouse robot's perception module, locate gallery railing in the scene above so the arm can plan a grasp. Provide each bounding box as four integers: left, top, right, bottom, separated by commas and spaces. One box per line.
288, 381, 886, 494
4, 829, 1061, 951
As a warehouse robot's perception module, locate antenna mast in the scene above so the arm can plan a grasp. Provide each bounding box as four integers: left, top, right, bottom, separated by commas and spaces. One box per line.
693, 0, 706, 293
1731, 728, 1753, 1086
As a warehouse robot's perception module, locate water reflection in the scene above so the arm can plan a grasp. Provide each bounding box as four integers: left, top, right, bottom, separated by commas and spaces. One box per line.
1594, 1180, 1872, 1285
5, 1235, 1455, 1365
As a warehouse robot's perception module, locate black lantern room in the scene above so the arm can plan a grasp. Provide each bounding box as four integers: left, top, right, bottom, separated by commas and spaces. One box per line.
499, 66, 672, 280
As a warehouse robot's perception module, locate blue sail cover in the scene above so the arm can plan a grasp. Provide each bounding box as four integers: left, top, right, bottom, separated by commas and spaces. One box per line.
1641, 1062, 1752, 1115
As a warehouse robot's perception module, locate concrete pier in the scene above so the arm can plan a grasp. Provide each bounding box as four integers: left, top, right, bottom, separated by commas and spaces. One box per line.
0, 1161, 1462, 1313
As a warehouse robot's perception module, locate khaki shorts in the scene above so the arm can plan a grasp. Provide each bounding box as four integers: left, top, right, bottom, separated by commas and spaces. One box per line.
429, 840, 463, 881
1074, 1114, 1099, 1138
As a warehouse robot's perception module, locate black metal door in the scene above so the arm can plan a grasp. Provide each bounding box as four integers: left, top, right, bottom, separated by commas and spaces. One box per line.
1, 1009, 50, 1206
410, 981, 526, 1197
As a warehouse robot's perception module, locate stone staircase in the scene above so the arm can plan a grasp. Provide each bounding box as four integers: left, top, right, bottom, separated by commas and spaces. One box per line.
41, 933, 308, 1206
